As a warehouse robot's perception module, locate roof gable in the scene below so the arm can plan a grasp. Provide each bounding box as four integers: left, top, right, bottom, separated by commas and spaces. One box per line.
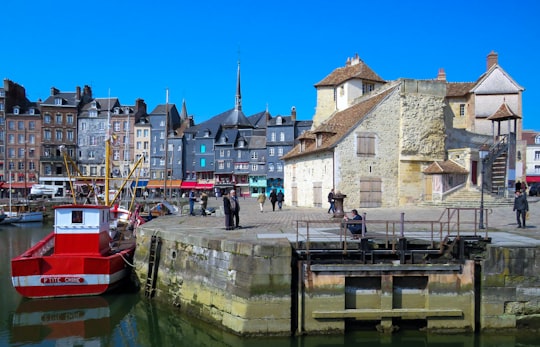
472, 66, 524, 95
315, 54, 385, 87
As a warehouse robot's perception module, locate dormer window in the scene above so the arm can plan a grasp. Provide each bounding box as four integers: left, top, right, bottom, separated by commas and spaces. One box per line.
89, 110, 98, 117
276, 116, 283, 125
29, 108, 35, 115
220, 136, 227, 144
114, 107, 120, 114
204, 129, 210, 137
316, 134, 323, 148
55, 97, 63, 105
13, 106, 20, 115
535, 135, 540, 145
238, 139, 245, 148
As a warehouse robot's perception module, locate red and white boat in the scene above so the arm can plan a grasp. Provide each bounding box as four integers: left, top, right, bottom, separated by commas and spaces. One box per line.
11, 204, 137, 298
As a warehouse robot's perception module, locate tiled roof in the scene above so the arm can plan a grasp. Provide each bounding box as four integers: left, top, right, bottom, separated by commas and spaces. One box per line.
446, 82, 475, 97
487, 102, 520, 121
315, 58, 385, 87
522, 131, 540, 145
423, 160, 468, 174
282, 85, 398, 160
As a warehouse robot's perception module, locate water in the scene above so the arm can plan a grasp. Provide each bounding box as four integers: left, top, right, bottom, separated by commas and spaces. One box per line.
1, 223, 540, 347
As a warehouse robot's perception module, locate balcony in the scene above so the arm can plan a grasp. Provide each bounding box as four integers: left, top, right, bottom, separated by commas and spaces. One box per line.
40, 155, 64, 162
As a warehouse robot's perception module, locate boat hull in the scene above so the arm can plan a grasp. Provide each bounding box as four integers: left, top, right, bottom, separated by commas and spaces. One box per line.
11, 232, 135, 298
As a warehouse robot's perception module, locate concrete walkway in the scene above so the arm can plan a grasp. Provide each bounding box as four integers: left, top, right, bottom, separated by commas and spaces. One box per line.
146, 196, 540, 247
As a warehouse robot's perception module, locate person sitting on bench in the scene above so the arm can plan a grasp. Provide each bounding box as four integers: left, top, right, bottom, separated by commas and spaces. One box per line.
343, 209, 365, 236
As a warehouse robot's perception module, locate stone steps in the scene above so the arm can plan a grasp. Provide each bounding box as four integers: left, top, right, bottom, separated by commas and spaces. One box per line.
422, 188, 512, 208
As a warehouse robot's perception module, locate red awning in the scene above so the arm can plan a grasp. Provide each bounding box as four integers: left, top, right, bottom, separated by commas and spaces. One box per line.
196, 183, 214, 190
181, 181, 197, 189
526, 176, 540, 183
5, 183, 29, 188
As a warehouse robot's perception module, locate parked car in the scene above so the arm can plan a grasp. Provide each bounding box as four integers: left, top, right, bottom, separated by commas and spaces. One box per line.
528, 183, 540, 196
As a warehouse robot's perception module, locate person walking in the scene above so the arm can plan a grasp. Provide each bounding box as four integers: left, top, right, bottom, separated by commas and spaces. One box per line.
188, 189, 196, 216
200, 191, 208, 217
328, 189, 336, 214
230, 189, 241, 229
269, 189, 277, 212
257, 192, 266, 212
513, 189, 529, 228
223, 191, 233, 230
276, 189, 284, 210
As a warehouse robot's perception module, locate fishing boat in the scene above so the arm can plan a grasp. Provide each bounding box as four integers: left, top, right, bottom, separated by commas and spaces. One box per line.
11, 138, 144, 298
11, 204, 137, 298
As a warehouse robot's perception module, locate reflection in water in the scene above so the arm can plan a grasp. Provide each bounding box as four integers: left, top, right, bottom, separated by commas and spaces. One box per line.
10, 294, 139, 345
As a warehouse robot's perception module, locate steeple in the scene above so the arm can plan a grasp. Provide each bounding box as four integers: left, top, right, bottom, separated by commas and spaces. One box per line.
235, 61, 242, 111
180, 98, 188, 120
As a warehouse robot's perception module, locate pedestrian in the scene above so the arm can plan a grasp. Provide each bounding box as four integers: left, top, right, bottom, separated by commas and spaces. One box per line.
513, 190, 529, 228
200, 191, 208, 217
143, 190, 149, 200
230, 189, 240, 228
328, 188, 335, 214
257, 192, 266, 212
188, 189, 196, 216
277, 189, 284, 210
269, 189, 277, 211
223, 191, 233, 230
343, 209, 365, 238
515, 180, 522, 193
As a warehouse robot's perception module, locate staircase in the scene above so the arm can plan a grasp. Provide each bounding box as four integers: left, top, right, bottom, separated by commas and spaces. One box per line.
422, 187, 513, 208
490, 152, 507, 195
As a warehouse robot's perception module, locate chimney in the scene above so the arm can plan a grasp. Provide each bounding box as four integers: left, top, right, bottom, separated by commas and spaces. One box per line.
76, 86, 81, 100
50, 87, 59, 96
83, 85, 92, 98
291, 106, 297, 121
436, 68, 446, 81
487, 51, 498, 70
135, 98, 147, 115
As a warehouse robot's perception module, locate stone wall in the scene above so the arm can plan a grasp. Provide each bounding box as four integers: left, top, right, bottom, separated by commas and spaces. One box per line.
481, 245, 540, 331
135, 223, 293, 336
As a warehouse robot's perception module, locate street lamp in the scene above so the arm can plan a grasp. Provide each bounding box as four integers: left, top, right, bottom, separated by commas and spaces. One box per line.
479, 145, 490, 229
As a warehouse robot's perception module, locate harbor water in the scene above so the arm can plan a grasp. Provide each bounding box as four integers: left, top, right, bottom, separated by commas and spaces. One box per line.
1, 222, 540, 346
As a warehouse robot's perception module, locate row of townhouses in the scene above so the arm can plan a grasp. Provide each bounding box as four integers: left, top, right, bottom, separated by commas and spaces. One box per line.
0, 63, 312, 198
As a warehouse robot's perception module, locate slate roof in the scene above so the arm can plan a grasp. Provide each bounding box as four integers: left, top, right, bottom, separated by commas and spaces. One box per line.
282, 84, 399, 160
315, 56, 385, 87
423, 160, 469, 174
41, 91, 79, 106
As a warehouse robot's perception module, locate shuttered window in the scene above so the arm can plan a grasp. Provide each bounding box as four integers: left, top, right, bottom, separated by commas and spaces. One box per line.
357, 133, 376, 157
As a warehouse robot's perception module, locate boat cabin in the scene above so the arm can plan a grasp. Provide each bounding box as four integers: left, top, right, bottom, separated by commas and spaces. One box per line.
54, 205, 112, 256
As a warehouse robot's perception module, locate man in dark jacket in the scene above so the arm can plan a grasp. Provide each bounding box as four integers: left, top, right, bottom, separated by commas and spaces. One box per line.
513, 190, 529, 228
276, 190, 284, 210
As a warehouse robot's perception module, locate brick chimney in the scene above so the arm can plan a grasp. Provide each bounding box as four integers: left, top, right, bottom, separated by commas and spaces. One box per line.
487, 51, 498, 70
83, 85, 92, 98
291, 106, 297, 121
76, 86, 81, 100
135, 98, 147, 115
436, 68, 446, 81
50, 87, 59, 96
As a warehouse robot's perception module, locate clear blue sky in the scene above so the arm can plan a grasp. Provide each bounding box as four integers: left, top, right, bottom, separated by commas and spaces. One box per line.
3, 0, 539, 129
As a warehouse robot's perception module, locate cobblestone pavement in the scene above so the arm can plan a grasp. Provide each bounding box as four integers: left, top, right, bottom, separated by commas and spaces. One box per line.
148, 196, 540, 246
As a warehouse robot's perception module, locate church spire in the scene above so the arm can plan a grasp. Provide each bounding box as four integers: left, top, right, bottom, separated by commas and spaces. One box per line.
235, 60, 242, 111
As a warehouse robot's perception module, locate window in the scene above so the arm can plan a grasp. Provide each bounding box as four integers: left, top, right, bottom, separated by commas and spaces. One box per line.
56, 114, 62, 124
278, 147, 283, 156
269, 163, 274, 172
44, 114, 51, 124
55, 97, 62, 105
67, 114, 74, 124
44, 130, 51, 140
220, 149, 224, 157
535, 151, 540, 161
89, 136, 97, 146
18, 134, 24, 144
29, 134, 35, 144
276, 116, 282, 125
113, 150, 120, 160
67, 130, 74, 141
13, 106, 19, 115
18, 121, 24, 130
269, 148, 275, 156
88, 150, 95, 159
277, 163, 283, 172
72, 211, 83, 224
144, 129, 149, 137
89, 110, 98, 117
7, 134, 14, 144
536, 165, 540, 174
535, 135, 540, 145
356, 133, 376, 156
459, 104, 465, 116
137, 129, 142, 137
280, 132, 285, 141
201, 158, 206, 167
251, 152, 258, 160
271, 132, 276, 142
114, 121, 120, 132
362, 83, 375, 94
8, 121, 15, 130
200, 144, 206, 153
28, 121, 35, 130
56, 130, 63, 141
251, 164, 258, 171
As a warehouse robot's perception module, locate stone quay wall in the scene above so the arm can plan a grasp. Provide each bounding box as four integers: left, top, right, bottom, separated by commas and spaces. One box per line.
481, 245, 540, 331
135, 220, 293, 336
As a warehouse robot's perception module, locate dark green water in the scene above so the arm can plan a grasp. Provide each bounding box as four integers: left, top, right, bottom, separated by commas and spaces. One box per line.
2, 222, 540, 346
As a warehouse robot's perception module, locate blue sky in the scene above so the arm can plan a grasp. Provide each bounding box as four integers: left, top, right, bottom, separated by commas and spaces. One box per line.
3, 0, 539, 129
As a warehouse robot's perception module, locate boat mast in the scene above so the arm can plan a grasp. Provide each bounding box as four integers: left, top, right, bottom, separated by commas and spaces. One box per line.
105, 90, 111, 206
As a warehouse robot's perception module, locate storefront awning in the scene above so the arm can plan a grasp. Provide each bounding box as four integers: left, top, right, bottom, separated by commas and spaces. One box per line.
4, 183, 30, 189
147, 179, 182, 189
131, 180, 149, 188
526, 176, 540, 183
196, 183, 214, 190
181, 181, 197, 189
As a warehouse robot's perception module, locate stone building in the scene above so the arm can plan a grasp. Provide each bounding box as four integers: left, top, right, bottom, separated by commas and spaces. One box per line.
283, 52, 524, 208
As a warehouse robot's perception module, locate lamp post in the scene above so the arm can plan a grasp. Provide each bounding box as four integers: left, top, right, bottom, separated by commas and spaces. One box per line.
479, 146, 489, 229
